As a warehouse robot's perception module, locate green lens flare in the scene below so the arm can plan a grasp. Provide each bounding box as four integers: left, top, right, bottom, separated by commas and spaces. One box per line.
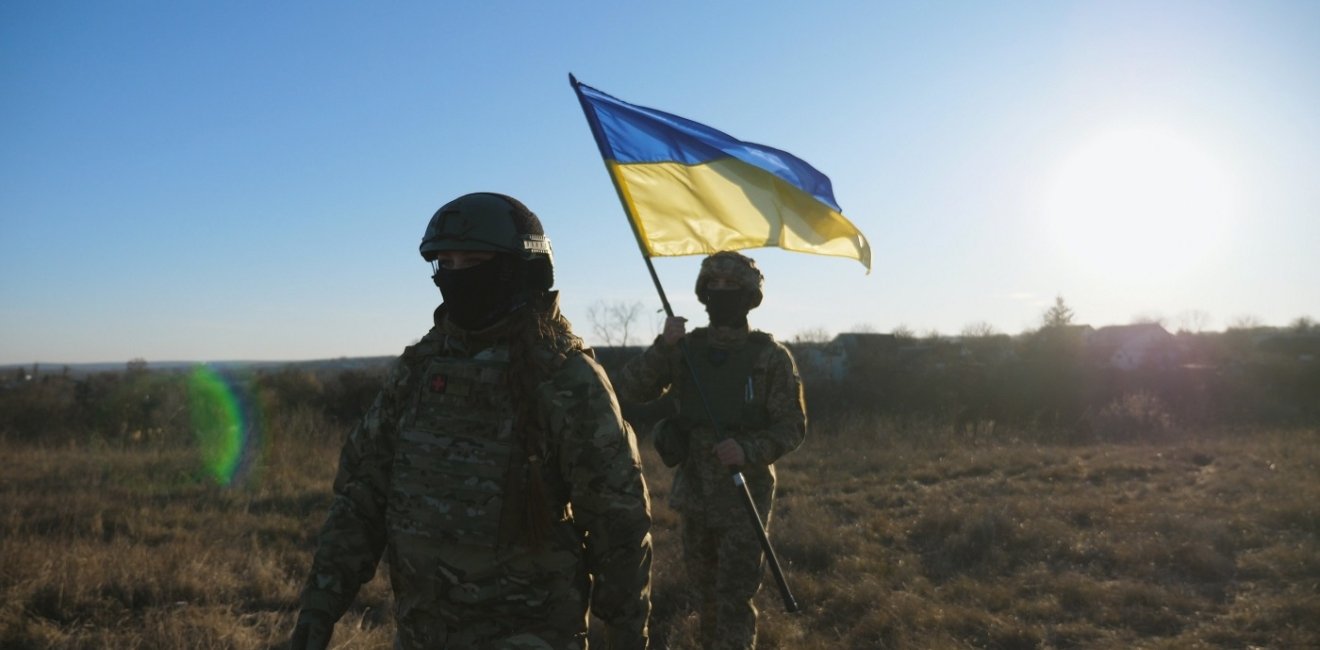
187, 366, 245, 485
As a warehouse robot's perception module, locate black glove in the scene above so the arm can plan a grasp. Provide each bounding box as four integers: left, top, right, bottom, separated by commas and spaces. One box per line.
289, 610, 333, 650
652, 418, 689, 468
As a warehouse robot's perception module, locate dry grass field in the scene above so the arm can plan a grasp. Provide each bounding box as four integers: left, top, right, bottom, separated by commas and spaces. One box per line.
2, 411, 1317, 649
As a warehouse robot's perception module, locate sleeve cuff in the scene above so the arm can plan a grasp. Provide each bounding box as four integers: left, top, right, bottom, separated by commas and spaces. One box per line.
735, 436, 767, 467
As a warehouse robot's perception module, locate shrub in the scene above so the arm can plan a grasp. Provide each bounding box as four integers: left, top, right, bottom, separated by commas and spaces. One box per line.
1091, 391, 1174, 442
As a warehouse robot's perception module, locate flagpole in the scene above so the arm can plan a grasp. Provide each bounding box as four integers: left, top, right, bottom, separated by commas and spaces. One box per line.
569, 74, 675, 316
570, 73, 800, 614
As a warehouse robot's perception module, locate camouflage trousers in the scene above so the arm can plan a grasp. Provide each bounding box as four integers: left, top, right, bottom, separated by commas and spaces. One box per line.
681, 507, 770, 650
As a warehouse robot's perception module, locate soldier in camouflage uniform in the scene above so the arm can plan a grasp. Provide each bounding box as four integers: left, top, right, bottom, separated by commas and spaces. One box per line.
290, 193, 653, 650
614, 252, 806, 650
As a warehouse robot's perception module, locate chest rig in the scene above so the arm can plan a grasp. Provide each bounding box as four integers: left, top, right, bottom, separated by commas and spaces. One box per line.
676, 330, 773, 433
387, 343, 519, 549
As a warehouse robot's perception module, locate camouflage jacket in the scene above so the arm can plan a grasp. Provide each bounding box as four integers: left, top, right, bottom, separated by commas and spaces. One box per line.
614, 325, 806, 519
299, 297, 652, 648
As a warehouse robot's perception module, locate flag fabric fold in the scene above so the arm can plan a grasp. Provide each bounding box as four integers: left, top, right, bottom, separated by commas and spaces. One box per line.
572, 77, 871, 271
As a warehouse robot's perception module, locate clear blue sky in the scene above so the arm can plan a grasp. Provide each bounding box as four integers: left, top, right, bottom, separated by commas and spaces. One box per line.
3, 1, 1317, 364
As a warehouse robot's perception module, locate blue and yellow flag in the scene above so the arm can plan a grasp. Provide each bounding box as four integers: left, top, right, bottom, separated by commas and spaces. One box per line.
572, 77, 871, 271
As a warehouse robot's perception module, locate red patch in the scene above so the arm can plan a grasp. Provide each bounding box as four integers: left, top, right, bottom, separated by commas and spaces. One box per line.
430, 374, 448, 393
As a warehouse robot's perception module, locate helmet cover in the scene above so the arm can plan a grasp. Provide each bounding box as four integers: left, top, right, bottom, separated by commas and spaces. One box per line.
695, 251, 764, 309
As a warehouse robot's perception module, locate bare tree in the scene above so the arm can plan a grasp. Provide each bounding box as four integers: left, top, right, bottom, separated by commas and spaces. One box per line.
1229, 314, 1263, 330
891, 324, 916, 340
1175, 309, 1212, 334
961, 321, 998, 338
792, 328, 832, 344
587, 300, 645, 348
851, 322, 878, 334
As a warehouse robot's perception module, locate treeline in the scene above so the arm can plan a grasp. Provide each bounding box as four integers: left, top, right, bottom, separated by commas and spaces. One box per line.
0, 361, 385, 445
790, 325, 1320, 440
3, 324, 1317, 446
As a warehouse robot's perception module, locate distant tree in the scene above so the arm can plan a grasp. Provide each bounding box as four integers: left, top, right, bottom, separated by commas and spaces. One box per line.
961, 321, 998, 338
1229, 314, 1263, 330
1041, 296, 1075, 328
792, 328, 832, 345
323, 368, 387, 425
851, 322, 878, 333
587, 300, 645, 348
1024, 296, 1090, 430
1175, 309, 1212, 334
127, 358, 149, 376
1291, 316, 1316, 333
922, 328, 943, 341
891, 324, 916, 341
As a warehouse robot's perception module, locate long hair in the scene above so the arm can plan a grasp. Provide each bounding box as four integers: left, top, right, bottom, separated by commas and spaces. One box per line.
504, 292, 585, 547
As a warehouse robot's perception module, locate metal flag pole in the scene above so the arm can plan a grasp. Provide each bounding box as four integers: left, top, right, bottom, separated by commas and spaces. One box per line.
570, 73, 799, 613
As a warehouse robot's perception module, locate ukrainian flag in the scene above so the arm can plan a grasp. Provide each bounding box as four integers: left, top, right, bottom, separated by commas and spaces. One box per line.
572, 76, 871, 271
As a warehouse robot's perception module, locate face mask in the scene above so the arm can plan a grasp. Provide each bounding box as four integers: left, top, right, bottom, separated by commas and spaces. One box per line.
703, 289, 750, 328
432, 255, 517, 329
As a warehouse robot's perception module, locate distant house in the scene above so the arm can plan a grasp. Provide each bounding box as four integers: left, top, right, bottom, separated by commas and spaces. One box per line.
1086, 323, 1178, 370
793, 333, 901, 381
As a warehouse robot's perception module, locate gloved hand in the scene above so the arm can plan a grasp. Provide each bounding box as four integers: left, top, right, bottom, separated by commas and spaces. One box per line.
289, 610, 334, 650
651, 418, 688, 468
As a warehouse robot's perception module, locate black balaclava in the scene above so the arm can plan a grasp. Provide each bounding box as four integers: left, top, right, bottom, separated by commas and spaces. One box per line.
432, 254, 523, 330
703, 289, 752, 329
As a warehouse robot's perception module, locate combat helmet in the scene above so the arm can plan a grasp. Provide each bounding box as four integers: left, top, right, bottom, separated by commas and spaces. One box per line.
420, 193, 554, 290
695, 251, 764, 309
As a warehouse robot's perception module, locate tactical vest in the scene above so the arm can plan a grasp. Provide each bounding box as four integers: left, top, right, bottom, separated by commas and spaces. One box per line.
387, 345, 519, 550
676, 330, 773, 432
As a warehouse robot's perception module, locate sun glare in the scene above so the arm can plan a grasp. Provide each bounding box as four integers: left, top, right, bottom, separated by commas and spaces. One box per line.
1043, 128, 1237, 284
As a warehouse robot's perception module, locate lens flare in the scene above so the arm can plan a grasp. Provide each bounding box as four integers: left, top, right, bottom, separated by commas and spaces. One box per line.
187, 366, 259, 486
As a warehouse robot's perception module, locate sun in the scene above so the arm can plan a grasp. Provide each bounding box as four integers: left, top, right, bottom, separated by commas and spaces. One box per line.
1042, 128, 1237, 284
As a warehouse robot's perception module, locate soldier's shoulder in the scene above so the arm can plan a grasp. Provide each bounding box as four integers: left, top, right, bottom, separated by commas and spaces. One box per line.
751, 329, 792, 354
402, 328, 447, 358
392, 329, 448, 382
551, 348, 609, 384
752, 330, 798, 364
543, 350, 617, 412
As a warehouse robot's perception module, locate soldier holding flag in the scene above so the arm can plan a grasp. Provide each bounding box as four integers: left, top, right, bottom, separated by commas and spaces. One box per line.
571, 75, 868, 647
615, 252, 806, 650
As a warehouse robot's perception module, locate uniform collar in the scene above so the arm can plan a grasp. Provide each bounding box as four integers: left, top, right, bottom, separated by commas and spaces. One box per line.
705, 323, 751, 348
431, 291, 562, 347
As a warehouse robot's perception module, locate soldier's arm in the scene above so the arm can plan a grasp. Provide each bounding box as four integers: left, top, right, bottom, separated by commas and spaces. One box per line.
613, 335, 678, 404
297, 357, 407, 622
546, 353, 653, 649
736, 343, 807, 467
